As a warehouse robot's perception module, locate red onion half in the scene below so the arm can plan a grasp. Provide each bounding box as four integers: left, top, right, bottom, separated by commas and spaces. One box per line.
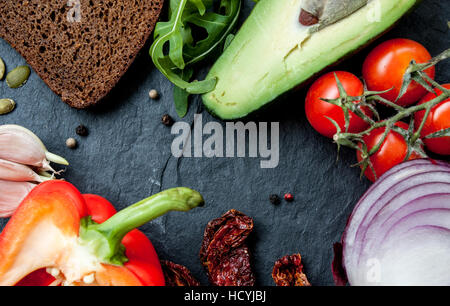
337, 159, 450, 286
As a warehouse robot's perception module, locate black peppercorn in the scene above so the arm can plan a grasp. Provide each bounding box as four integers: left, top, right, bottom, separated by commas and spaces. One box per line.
269, 194, 281, 205
76, 125, 88, 136
162, 114, 174, 127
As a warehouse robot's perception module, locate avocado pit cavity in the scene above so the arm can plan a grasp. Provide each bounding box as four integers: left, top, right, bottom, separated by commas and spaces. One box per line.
299, 9, 319, 26
300, 0, 370, 30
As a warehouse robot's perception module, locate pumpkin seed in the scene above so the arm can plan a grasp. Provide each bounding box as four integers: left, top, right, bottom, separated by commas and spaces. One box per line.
0, 57, 5, 80
0, 99, 15, 115
6, 65, 30, 88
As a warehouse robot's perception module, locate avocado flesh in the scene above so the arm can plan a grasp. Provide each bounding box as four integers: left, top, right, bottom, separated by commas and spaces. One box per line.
202, 0, 418, 120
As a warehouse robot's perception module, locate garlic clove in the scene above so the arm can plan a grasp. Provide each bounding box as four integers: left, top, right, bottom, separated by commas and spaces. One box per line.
0, 125, 69, 172
0, 180, 37, 217
0, 158, 50, 183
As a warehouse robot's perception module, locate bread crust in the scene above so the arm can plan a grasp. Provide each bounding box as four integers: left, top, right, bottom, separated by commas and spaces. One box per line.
0, 0, 164, 108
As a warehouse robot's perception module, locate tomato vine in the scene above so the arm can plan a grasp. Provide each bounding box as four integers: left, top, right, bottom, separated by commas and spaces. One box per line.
326, 48, 450, 179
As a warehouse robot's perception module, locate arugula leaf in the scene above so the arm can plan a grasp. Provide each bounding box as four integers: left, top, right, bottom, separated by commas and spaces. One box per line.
150, 0, 242, 117
182, 0, 241, 65
174, 68, 194, 118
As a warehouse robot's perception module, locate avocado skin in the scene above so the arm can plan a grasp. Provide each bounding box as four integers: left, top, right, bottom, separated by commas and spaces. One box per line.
202, 0, 420, 120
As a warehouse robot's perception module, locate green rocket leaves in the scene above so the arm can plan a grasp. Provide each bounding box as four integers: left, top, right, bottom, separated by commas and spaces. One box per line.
150, 0, 241, 117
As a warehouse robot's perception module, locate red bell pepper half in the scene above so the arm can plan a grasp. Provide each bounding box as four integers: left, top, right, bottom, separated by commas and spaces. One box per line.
0, 180, 204, 286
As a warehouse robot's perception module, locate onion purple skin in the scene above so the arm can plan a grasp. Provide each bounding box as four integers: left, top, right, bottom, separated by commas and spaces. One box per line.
357, 181, 450, 266
332, 242, 348, 286
342, 160, 442, 257
382, 208, 450, 244
336, 159, 450, 286
344, 161, 449, 250
361, 187, 450, 262
379, 193, 450, 240
343, 161, 449, 277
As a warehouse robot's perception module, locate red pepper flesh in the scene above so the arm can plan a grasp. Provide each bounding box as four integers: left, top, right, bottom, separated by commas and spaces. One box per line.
0, 181, 204, 286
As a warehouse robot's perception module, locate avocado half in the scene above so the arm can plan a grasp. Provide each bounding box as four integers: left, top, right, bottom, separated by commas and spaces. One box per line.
202, 0, 419, 120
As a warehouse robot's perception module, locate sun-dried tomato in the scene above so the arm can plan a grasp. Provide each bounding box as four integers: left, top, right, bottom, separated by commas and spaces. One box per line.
200, 209, 255, 286
272, 254, 311, 286
161, 260, 200, 286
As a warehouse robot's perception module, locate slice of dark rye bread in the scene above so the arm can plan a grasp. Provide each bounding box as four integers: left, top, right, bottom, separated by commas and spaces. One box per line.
0, 0, 164, 108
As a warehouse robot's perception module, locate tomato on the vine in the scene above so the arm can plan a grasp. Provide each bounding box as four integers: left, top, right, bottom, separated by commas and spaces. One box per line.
363, 38, 435, 107
356, 122, 421, 182
305, 71, 372, 138
414, 84, 450, 155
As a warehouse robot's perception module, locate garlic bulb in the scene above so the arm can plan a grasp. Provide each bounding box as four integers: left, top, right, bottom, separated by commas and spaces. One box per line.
0, 125, 68, 173
0, 124, 68, 217
0, 159, 50, 183
0, 180, 37, 218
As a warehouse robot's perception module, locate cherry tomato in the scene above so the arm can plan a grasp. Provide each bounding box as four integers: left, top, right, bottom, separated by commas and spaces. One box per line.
305, 71, 371, 138
363, 38, 435, 107
357, 122, 421, 182
414, 84, 450, 155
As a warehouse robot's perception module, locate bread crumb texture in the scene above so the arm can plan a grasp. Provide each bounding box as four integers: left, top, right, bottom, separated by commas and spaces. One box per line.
0, 0, 164, 108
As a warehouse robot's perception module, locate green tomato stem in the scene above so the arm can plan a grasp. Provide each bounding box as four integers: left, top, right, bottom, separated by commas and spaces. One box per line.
368, 124, 391, 156
332, 54, 450, 180
341, 90, 449, 140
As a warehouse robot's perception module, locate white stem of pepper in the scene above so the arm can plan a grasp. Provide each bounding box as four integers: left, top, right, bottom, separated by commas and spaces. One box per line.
0, 180, 37, 217
0, 125, 69, 172
82, 273, 95, 284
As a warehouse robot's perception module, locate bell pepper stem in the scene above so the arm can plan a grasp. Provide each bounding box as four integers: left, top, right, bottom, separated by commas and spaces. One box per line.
79, 187, 204, 266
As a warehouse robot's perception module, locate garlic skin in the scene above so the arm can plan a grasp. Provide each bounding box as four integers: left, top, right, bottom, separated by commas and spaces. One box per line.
0, 159, 49, 183
0, 125, 68, 172
0, 180, 36, 217
0, 124, 68, 218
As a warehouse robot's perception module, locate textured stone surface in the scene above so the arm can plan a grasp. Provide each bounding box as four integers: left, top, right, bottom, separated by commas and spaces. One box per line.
0, 0, 448, 286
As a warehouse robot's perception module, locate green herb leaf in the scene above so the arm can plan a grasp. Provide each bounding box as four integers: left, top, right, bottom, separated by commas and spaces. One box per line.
150, 0, 241, 95
174, 69, 194, 118
190, 0, 207, 15
183, 0, 241, 65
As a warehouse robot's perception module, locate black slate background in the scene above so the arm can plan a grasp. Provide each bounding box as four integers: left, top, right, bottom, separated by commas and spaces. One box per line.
0, 1, 448, 286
